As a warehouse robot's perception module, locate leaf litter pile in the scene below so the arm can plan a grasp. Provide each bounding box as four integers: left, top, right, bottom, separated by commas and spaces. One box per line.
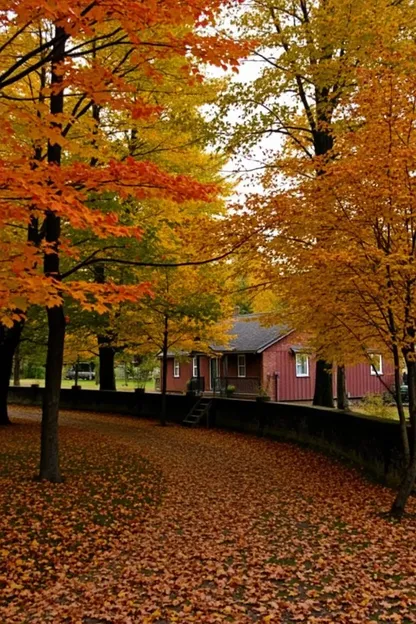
1, 407, 416, 623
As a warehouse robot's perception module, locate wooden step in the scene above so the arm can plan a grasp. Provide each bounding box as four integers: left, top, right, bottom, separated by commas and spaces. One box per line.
182, 399, 212, 427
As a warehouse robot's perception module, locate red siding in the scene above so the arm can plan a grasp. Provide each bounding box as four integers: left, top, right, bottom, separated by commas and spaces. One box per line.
162, 336, 394, 401
224, 354, 262, 379
262, 332, 395, 401
338, 361, 395, 399
165, 358, 191, 393
261, 333, 315, 401
163, 355, 211, 393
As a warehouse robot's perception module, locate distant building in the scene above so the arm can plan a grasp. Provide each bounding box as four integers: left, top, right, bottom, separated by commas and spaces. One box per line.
162, 315, 394, 401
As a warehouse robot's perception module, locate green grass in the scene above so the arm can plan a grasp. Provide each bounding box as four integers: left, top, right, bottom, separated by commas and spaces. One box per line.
351, 403, 401, 420
17, 378, 156, 392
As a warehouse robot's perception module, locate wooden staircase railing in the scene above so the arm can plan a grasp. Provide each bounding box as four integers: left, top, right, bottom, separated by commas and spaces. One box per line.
183, 397, 212, 427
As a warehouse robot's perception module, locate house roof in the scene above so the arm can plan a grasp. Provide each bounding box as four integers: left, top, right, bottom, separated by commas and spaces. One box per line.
160, 315, 293, 358
211, 314, 293, 354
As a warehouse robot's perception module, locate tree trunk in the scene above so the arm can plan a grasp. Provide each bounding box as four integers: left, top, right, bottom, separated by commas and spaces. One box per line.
0, 322, 23, 425
160, 315, 168, 426
313, 359, 334, 408
13, 342, 21, 387
312, 124, 335, 408
40, 306, 65, 482
393, 344, 410, 466
39, 24, 66, 482
336, 365, 349, 410
93, 260, 116, 391
391, 358, 416, 518
98, 340, 116, 391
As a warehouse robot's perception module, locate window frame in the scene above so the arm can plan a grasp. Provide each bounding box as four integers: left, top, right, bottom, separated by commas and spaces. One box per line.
173, 358, 180, 378
295, 353, 309, 378
237, 354, 246, 378
370, 354, 383, 376
192, 356, 198, 378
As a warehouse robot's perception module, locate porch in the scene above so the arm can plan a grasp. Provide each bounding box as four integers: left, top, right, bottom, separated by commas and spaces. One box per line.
212, 376, 261, 397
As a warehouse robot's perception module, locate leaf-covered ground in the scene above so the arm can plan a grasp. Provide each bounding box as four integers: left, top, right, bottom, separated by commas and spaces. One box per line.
1, 407, 416, 623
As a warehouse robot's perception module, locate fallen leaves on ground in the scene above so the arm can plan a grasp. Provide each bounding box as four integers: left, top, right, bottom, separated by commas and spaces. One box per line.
1, 406, 416, 623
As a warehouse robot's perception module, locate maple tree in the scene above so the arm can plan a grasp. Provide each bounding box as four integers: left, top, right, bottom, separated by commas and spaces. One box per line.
255, 41, 416, 515
114, 265, 232, 424
217, 0, 415, 407
75, 60, 231, 391
0, 1, 245, 481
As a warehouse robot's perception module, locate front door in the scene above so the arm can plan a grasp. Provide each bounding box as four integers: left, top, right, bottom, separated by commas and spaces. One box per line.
210, 358, 219, 390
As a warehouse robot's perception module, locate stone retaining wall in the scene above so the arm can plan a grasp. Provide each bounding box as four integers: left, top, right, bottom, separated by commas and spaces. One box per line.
8, 387, 405, 486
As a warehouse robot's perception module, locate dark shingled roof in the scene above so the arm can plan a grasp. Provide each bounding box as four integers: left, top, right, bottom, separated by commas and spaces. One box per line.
211, 315, 292, 354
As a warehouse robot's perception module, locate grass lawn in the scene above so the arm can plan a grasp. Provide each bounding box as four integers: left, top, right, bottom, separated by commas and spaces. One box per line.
351, 403, 401, 420
17, 378, 156, 391
2, 407, 416, 623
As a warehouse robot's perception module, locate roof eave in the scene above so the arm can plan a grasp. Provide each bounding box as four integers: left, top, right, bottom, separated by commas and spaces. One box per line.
256, 329, 296, 353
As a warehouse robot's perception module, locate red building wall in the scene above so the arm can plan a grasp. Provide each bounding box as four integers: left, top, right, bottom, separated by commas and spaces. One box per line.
223, 354, 262, 379
261, 332, 395, 402
164, 356, 211, 393
163, 336, 394, 401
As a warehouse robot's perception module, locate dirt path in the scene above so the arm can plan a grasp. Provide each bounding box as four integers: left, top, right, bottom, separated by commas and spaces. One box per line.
6, 407, 416, 623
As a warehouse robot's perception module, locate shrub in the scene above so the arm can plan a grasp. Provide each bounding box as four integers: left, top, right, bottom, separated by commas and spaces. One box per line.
360, 393, 395, 419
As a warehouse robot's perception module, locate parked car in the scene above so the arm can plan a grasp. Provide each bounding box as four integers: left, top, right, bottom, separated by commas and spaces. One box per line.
65, 362, 95, 381
400, 384, 409, 403
385, 383, 409, 404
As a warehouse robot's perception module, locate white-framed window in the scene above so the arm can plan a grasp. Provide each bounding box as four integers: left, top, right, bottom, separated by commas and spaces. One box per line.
295, 353, 309, 377
237, 354, 246, 378
173, 359, 180, 378
192, 356, 198, 377
370, 354, 383, 376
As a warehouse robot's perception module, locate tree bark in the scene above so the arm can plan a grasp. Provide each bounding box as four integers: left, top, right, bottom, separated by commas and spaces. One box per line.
336, 365, 349, 410
391, 358, 416, 518
393, 344, 410, 466
313, 359, 334, 408
0, 322, 23, 425
93, 261, 116, 391
39, 24, 66, 482
40, 306, 65, 482
160, 315, 168, 426
13, 341, 21, 387
311, 120, 335, 407
98, 340, 116, 391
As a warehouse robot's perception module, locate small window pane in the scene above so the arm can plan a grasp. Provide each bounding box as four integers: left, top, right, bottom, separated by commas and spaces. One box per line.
296, 353, 309, 377
237, 355, 246, 378
370, 354, 383, 375
192, 357, 198, 377
173, 359, 180, 378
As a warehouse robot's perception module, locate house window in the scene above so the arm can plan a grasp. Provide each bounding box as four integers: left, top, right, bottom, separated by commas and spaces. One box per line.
173, 359, 180, 378
370, 354, 383, 376
237, 354, 246, 378
295, 353, 309, 377
192, 356, 198, 378
223, 355, 228, 376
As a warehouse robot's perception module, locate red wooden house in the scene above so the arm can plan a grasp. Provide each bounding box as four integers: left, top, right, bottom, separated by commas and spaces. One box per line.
163, 314, 394, 401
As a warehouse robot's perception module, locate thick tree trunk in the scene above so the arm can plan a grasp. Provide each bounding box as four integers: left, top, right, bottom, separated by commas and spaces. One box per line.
312, 126, 335, 408
313, 360, 334, 408
0, 322, 23, 425
391, 358, 416, 517
40, 306, 65, 482
336, 365, 349, 410
94, 260, 116, 391
98, 340, 116, 391
160, 315, 168, 426
39, 24, 66, 482
13, 342, 21, 387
